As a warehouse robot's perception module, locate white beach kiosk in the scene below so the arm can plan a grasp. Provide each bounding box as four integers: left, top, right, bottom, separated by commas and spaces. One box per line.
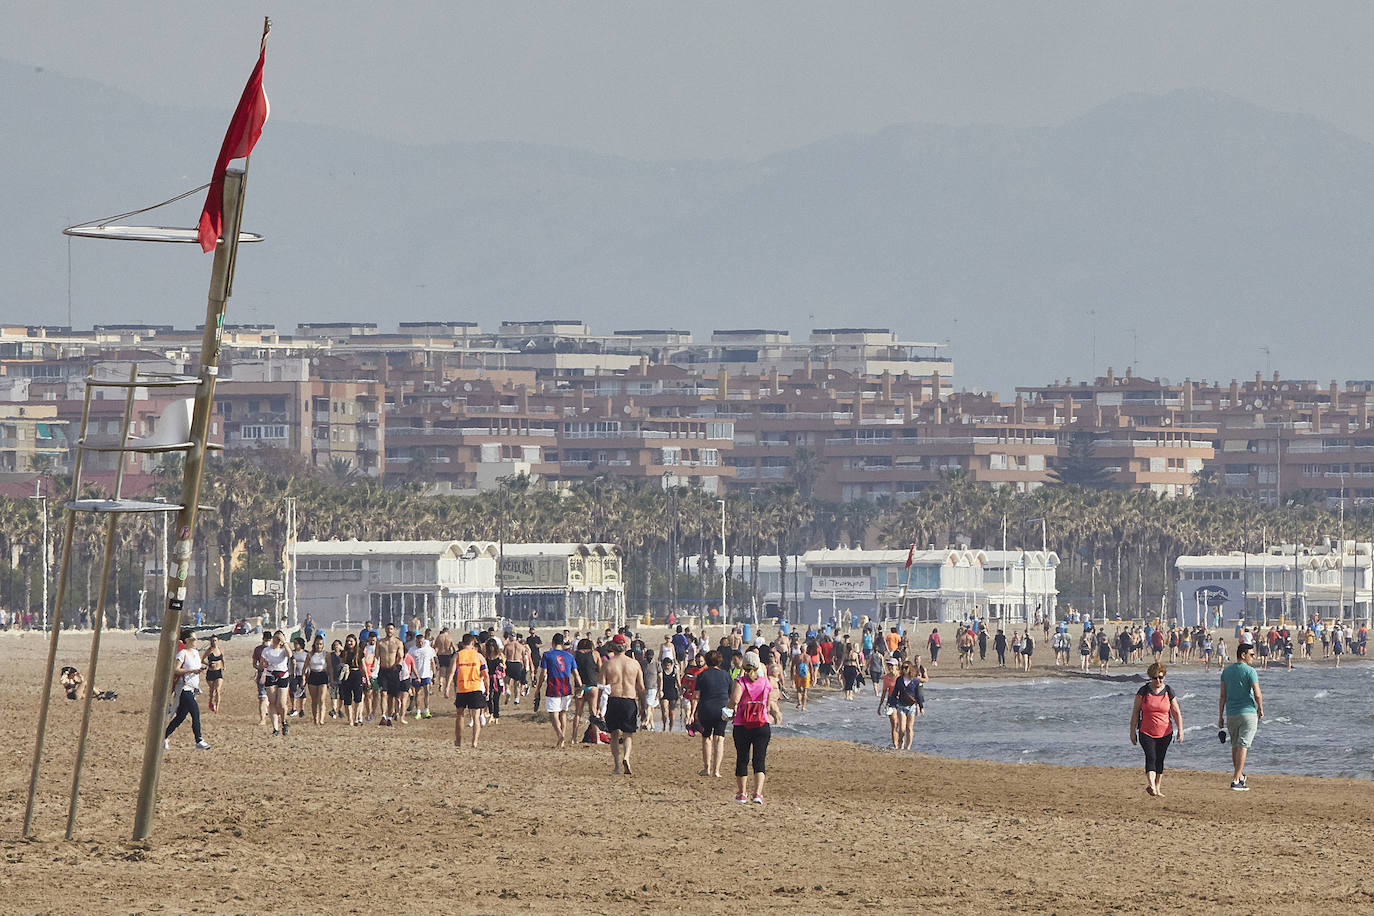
293, 539, 499, 632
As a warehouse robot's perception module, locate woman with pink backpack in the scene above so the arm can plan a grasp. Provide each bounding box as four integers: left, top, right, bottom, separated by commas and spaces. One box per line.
730, 651, 780, 805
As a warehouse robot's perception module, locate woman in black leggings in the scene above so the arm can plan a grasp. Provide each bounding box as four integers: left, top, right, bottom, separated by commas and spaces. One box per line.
730, 652, 778, 805
338, 634, 367, 726
1129, 662, 1183, 797
165, 632, 211, 750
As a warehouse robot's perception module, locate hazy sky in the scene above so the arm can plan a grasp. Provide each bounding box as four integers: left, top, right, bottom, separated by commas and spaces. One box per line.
7, 1, 1374, 161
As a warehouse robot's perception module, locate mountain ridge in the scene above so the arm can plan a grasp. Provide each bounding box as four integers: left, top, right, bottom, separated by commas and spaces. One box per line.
4, 61, 1372, 392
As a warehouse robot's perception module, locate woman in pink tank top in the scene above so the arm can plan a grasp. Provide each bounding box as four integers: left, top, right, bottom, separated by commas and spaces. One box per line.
730, 652, 777, 805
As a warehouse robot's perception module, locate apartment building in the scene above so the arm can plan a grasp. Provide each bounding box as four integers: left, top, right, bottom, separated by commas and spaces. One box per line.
0, 404, 67, 473
216, 376, 385, 477
386, 375, 735, 492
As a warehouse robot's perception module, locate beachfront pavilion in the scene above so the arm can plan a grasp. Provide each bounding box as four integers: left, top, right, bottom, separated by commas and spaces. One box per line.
1174, 541, 1373, 626
980, 550, 1061, 623
797, 547, 1058, 626
293, 539, 499, 633
498, 543, 625, 629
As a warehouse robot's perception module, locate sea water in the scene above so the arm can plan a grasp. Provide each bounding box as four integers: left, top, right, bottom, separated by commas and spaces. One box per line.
776, 662, 1374, 780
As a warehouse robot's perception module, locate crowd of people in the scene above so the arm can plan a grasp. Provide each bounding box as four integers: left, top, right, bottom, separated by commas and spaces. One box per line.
58, 605, 1361, 805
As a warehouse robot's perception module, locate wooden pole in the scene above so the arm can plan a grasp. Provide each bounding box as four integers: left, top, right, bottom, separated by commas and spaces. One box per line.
132, 168, 246, 842
65, 366, 140, 837
21, 383, 95, 837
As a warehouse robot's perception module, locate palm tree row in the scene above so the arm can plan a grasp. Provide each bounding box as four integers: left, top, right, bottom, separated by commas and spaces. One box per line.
0, 459, 1363, 624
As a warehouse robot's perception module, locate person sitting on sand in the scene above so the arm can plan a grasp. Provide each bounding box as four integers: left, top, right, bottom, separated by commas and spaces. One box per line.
59, 666, 116, 701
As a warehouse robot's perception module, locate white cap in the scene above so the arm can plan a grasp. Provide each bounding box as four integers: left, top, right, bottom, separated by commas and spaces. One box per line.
742, 651, 762, 669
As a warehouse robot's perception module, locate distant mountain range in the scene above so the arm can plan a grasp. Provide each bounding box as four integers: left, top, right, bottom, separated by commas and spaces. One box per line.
6, 58, 1374, 394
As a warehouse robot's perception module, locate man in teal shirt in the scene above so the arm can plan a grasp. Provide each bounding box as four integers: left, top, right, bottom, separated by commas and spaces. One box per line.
1218, 643, 1264, 791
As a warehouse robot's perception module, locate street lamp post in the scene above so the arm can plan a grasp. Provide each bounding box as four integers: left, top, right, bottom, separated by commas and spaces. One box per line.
1025, 517, 1048, 625
718, 498, 726, 627
29, 482, 49, 631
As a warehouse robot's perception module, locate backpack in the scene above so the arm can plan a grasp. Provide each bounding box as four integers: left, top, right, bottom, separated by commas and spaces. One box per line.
736, 678, 770, 728
795, 659, 809, 678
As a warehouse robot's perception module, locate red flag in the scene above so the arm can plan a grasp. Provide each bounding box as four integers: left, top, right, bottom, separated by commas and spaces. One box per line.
197, 46, 269, 252
904, 542, 915, 569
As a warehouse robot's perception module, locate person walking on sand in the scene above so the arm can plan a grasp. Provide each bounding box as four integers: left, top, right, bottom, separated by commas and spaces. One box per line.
601, 634, 645, 775
926, 627, 941, 666
433, 628, 456, 699
1130, 662, 1183, 797
304, 634, 331, 725
572, 638, 601, 738
450, 633, 488, 748
535, 633, 581, 749
204, 634, 225, 713
1218, 644, 1264, 791
338, 634, 366, 726
164, 632, 211, 751
408, 634, 438, 720
731, 651, 779, 804
376, 623, 407, 727
252, 629, 272, 726
695, 650, 731, 777
261, 630, 292, 736
502, 632, 528, 704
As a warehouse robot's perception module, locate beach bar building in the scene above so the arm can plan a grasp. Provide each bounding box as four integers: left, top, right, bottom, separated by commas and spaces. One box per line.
1175, 541, 1372, 626
798, 547, 1046, 625
294, 539, 499, 632
499, 543, 624, 626
980, 550, 1061, 622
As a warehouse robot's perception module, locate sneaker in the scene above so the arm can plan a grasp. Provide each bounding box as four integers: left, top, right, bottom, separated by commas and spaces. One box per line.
195, 739, 211, 750
735, 793, 749, 804
414, 711, 422, 720
281, 723, 289, 737
163, 739, 170, 750
1230, 779, 1249, 791
272, 728, 279, 736
423, 710, 433, 719
751, 794, 764, 805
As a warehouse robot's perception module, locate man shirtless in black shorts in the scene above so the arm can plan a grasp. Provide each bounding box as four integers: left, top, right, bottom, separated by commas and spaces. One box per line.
376, 622, 407, 726
600, 635, 645, 776
503, 634, 530, 704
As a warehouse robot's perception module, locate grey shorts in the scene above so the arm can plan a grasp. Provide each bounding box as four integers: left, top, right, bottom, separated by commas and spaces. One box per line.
1227, 713, 1258, 748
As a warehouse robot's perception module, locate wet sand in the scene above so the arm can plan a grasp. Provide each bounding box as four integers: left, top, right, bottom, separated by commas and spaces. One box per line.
2, 630, 1371, 915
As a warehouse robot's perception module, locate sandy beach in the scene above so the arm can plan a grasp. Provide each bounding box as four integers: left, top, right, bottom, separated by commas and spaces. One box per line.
3, 628, 1372, 915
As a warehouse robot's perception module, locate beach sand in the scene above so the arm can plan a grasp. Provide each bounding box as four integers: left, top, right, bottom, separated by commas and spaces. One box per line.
2, 629, 1371, 915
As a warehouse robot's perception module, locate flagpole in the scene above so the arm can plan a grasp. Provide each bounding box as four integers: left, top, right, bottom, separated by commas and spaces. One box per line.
132, 168, 248, 842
